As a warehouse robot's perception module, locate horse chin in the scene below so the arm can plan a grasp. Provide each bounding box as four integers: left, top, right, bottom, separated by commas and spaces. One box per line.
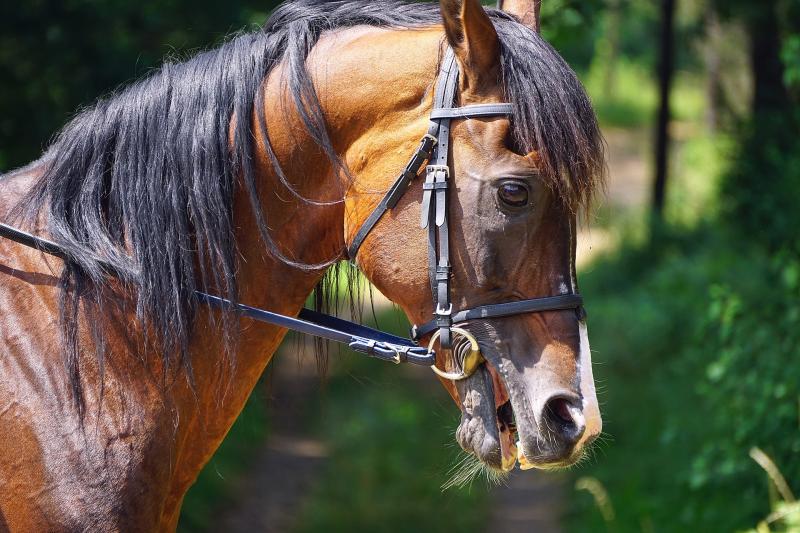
454, 365, 517, 472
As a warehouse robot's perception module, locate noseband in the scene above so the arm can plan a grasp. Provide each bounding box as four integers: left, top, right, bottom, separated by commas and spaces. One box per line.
0, 47, 583, 380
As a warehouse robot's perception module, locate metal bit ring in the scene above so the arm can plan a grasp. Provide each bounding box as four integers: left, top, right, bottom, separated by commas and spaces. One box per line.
429, 327, 484, 381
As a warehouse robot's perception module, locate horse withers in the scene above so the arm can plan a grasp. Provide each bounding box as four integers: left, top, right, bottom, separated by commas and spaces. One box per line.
0, 0, 605, 530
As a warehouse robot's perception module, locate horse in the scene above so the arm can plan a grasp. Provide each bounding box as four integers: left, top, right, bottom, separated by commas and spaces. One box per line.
0, 0, 605, 530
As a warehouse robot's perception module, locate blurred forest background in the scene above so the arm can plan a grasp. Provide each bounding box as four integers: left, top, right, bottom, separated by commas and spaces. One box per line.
2, 0, 799, 531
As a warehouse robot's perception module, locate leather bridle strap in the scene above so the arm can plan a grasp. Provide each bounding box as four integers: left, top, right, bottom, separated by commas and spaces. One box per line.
347, 132, 437, 259
421, 47, 460, 349
346, 59, 513, 260
0, 221, 434, 366
347, 47, 583, 353
429, 104, 514, 119
410, 293, 585, 341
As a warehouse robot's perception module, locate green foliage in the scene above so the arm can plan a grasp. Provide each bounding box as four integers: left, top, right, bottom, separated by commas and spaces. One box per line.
783, 35, 800, 90
294, 354, 490, 533
581, 58, 705, 129
583, 59, 658, 128
719, 110, 800, 252
178, 384, 270, 532
0, 0, 275, 170
566, 229, 800, 532
745, 501, 800, 532
685, 251, 800, 524
539, 0, 605, 70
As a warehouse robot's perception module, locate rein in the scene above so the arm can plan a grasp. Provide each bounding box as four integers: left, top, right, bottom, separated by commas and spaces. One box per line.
0, 46, 584, 380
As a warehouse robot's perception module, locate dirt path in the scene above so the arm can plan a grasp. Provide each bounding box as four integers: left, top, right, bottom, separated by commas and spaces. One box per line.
487, 471, 566, 533
576, 127, 650, 268
216, 349, 326, 533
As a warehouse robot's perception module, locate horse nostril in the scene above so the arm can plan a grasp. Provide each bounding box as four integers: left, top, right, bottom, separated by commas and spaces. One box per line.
543, 395, 586, 444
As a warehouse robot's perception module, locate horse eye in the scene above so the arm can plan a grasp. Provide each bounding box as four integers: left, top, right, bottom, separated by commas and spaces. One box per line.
498, 182, 529, 207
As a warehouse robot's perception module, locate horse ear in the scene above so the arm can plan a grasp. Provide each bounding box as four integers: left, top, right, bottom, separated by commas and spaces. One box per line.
440, 0, 500, 93
497, 0, 541, 32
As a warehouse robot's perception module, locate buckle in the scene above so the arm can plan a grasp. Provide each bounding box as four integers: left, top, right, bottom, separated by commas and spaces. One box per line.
426, 164, 450, 177
435, 303, 453, 316
421, 133, 438, 145
388, 345, 403, 364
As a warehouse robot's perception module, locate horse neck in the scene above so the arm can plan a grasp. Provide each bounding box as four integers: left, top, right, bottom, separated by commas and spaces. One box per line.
231, 25, 444, 311
164, 26, 445, 517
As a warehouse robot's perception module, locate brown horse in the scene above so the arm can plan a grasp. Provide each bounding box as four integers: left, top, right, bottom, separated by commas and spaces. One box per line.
0, 0, 605, 530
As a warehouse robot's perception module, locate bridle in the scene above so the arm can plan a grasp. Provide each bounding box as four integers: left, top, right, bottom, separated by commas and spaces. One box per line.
0, 46, 583, 380
347, 47, 583, 377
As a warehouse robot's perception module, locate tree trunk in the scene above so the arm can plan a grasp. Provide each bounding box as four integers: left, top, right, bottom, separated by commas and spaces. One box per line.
652, 0, 676, 219
747, 1, 789, 115
704, 7, 723, 132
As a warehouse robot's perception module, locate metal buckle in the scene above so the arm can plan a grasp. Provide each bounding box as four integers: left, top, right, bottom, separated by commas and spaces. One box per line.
422, 133, 438, 145
428, 327, 484, 381
426, 164, 450, 177
435, 303, 453, 316
390, 346, 402, 364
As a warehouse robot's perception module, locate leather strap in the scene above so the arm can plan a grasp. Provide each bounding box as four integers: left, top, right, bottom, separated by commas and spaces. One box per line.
411, 294, 585, 341
425, 48, 459, 349
0, 221, 434, 366
347, 133, 437, 258
429, 103, 514, 119
198, 294, 433, 365
348, 60, 513, 260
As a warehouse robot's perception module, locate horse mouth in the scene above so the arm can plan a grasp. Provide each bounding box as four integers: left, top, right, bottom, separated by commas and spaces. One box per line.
453, 361, 523, 473
456, 364, 581, 472
495, 399, 518, 470
489, 364, 519, 471
488, 364, 537, 472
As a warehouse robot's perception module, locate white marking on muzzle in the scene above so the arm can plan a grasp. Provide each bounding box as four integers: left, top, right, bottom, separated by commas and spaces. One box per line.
577, 321, 602, 439
569, 217, 601, 439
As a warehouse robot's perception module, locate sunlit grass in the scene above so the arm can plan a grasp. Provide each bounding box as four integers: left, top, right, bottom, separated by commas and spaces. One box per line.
581, 58, 706, 129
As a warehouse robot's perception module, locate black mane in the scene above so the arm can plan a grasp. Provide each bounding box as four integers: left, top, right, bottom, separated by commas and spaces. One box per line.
11, 0, 604, 410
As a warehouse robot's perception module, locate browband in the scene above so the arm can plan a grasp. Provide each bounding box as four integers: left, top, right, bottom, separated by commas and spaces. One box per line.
429, 103, 514, 119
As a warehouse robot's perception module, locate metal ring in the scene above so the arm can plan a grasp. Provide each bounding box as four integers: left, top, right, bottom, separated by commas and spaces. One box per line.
429, 327, 484, 381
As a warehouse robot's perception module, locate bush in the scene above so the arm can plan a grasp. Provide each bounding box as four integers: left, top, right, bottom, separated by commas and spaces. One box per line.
719, 111, 800, 252
567, 229, 800, 531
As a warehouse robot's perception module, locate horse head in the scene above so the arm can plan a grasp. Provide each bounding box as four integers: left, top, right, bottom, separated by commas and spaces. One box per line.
346, 0, 604, 473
